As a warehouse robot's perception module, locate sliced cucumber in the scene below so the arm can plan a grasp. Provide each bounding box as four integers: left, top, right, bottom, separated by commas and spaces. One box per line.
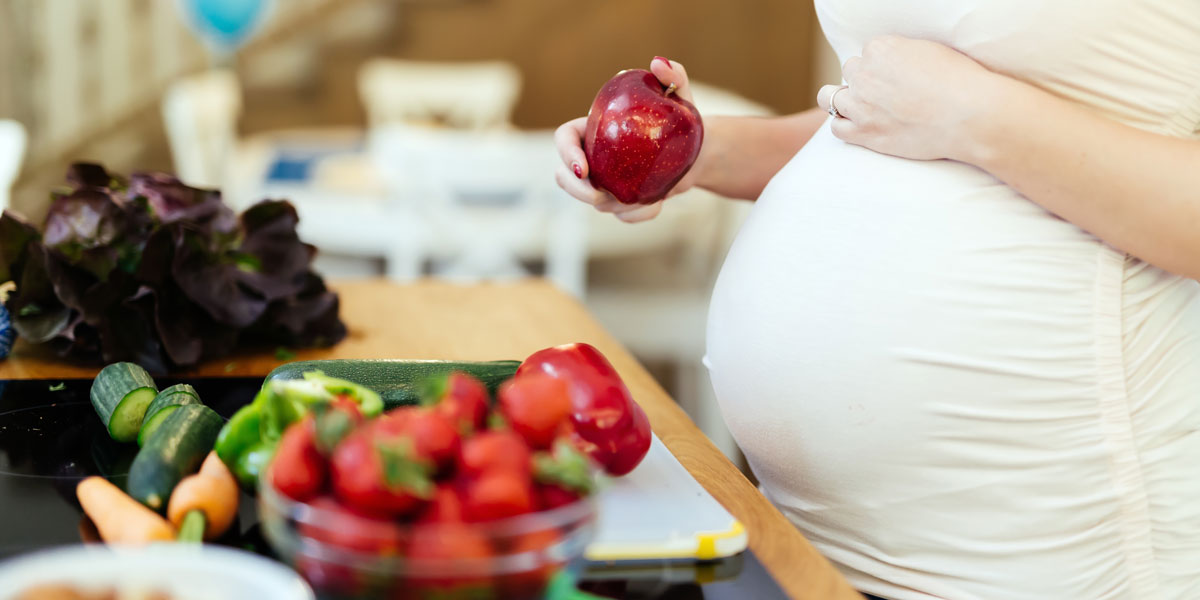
137, 384, 203, 446
136, 405, 175, 447
127, 404, 225, 511
145, 384, 201, 420
90, 363, 158, 443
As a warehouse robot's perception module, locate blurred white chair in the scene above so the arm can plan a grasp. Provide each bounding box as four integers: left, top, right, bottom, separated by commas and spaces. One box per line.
161, 69, 241, 190
369, 123, 588, 297
0, 120, 26, 213
359, 58, 588, 295
358, 59, 522, 130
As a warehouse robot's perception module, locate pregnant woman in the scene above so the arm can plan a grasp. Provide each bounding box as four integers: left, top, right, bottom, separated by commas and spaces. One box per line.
555, 2, 1200, 599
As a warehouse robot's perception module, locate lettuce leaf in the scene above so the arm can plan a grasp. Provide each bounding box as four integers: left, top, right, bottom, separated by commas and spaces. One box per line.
0, 162, 346, 372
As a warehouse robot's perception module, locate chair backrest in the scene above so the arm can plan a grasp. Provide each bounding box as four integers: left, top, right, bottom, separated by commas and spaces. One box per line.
369, 123, 588, 296
0, 120, 27, 213
161, 69, 241, 189
358, 59, 522, 130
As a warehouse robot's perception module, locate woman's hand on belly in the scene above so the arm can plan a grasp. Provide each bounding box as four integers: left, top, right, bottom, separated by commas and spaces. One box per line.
816, 35, 1005, 162
817, 35, 1200, 280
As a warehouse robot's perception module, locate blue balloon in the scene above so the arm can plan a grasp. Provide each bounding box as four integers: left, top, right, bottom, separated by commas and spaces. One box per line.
181, 0, 269, 49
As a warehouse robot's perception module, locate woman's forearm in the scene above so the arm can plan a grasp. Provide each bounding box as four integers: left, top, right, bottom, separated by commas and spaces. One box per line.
695, 108, 827, 200
965, 79, 1200, 280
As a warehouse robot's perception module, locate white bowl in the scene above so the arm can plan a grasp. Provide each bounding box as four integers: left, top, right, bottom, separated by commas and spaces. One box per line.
0, 544, 314, 600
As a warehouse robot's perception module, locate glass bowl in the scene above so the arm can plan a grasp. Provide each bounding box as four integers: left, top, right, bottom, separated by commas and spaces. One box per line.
259, 476, 597, 600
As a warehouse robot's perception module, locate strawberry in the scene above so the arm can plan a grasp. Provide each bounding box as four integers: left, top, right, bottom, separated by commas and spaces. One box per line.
298, 495, 402, 554
374, 407, 461, 472
406, 523, 494, 595
457, 430, 532, 478
422, 372, 490, 434
417, 484, 465, 524
498, 372, 573, 449
462, 469, 535, 522
313, 396, 363, 456
270, 415, 325, 502
537, 483, 581, 510
330, 427, 433, 518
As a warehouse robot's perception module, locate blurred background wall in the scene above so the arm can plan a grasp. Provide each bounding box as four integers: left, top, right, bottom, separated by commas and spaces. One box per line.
1, 0, 837, 220
0, 0, 841, 463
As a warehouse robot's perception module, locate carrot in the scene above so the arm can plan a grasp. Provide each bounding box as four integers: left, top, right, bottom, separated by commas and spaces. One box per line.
76, 476, 175, 545
167, 451, 239, 541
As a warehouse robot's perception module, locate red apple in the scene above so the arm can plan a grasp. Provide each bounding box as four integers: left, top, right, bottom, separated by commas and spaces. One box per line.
583, 69, 703, 205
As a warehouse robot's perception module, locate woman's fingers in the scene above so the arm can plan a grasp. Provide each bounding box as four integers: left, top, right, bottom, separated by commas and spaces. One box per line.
591, 196, 663, 223
554, 117, 590, 177
830, 114, 869, 147
816, 84, 837, 113
555, 164, 607, 205
614, 202, 664, 223
816, 84, 860, 120
553, 115, 610, 205
649, 57, 694, 103
841, 56, 862, 83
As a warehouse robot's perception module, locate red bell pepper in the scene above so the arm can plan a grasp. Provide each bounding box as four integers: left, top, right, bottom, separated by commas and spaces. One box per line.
516, 343, 652, 475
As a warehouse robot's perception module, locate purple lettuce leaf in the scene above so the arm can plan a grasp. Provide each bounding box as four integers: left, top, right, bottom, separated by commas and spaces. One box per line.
0, 211, 40, 284
98, 291, 169, 375
65, 163, 120, 190
40, 247, 97, 316
3, 163, 346, 371
247, 272, 346, 347
170, 225, 269, 328
42, 189, 124, 249
8, 245, 73, 343
234, 200, 315, 301
128, 172, 235, 233
136, 283, 240, 367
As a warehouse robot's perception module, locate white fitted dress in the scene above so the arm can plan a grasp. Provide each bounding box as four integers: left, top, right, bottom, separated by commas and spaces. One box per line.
704, 1, 1200, 599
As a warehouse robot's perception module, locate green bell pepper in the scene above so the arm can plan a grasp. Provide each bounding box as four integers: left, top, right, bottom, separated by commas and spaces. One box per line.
302, 371, 383, 417
213, 372, 385, 491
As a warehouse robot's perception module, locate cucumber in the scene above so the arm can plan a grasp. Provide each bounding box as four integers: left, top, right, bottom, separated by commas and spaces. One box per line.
137, 385, 203, 447
90, 362, 158, 443
145, 384, 201, 420
265, 359, 521, 409
127, 404, 225, 511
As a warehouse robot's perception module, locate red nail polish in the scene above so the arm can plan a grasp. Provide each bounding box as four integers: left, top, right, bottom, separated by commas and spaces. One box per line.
654, 56, 673, 70
572, 162, 583, 179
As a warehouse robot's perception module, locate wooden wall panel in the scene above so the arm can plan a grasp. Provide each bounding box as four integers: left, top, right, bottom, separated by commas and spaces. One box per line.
388, 0, 818, 128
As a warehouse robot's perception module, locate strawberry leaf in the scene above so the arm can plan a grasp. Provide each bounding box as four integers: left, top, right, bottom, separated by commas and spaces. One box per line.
534, 439, 596, 495
375, 439, 434, 499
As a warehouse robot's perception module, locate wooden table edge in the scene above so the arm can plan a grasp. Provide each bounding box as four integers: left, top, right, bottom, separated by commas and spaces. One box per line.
0, 279, 863, 599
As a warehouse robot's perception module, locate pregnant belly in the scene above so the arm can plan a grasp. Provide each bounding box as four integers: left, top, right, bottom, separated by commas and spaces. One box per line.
706, 123, 1200, 599
706, 123, 1118, 535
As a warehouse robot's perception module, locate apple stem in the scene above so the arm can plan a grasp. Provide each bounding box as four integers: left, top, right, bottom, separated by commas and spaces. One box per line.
664, 82, 678, 96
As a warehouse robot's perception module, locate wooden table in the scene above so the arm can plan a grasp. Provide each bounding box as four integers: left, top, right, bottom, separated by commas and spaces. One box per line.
0, 279, 863, 600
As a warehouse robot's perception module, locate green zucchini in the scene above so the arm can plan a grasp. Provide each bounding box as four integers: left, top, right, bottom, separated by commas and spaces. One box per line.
90, 363, 158, 443
265, 359, 521, 409
127, 404, 225, 511
137, 385, 203, 447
